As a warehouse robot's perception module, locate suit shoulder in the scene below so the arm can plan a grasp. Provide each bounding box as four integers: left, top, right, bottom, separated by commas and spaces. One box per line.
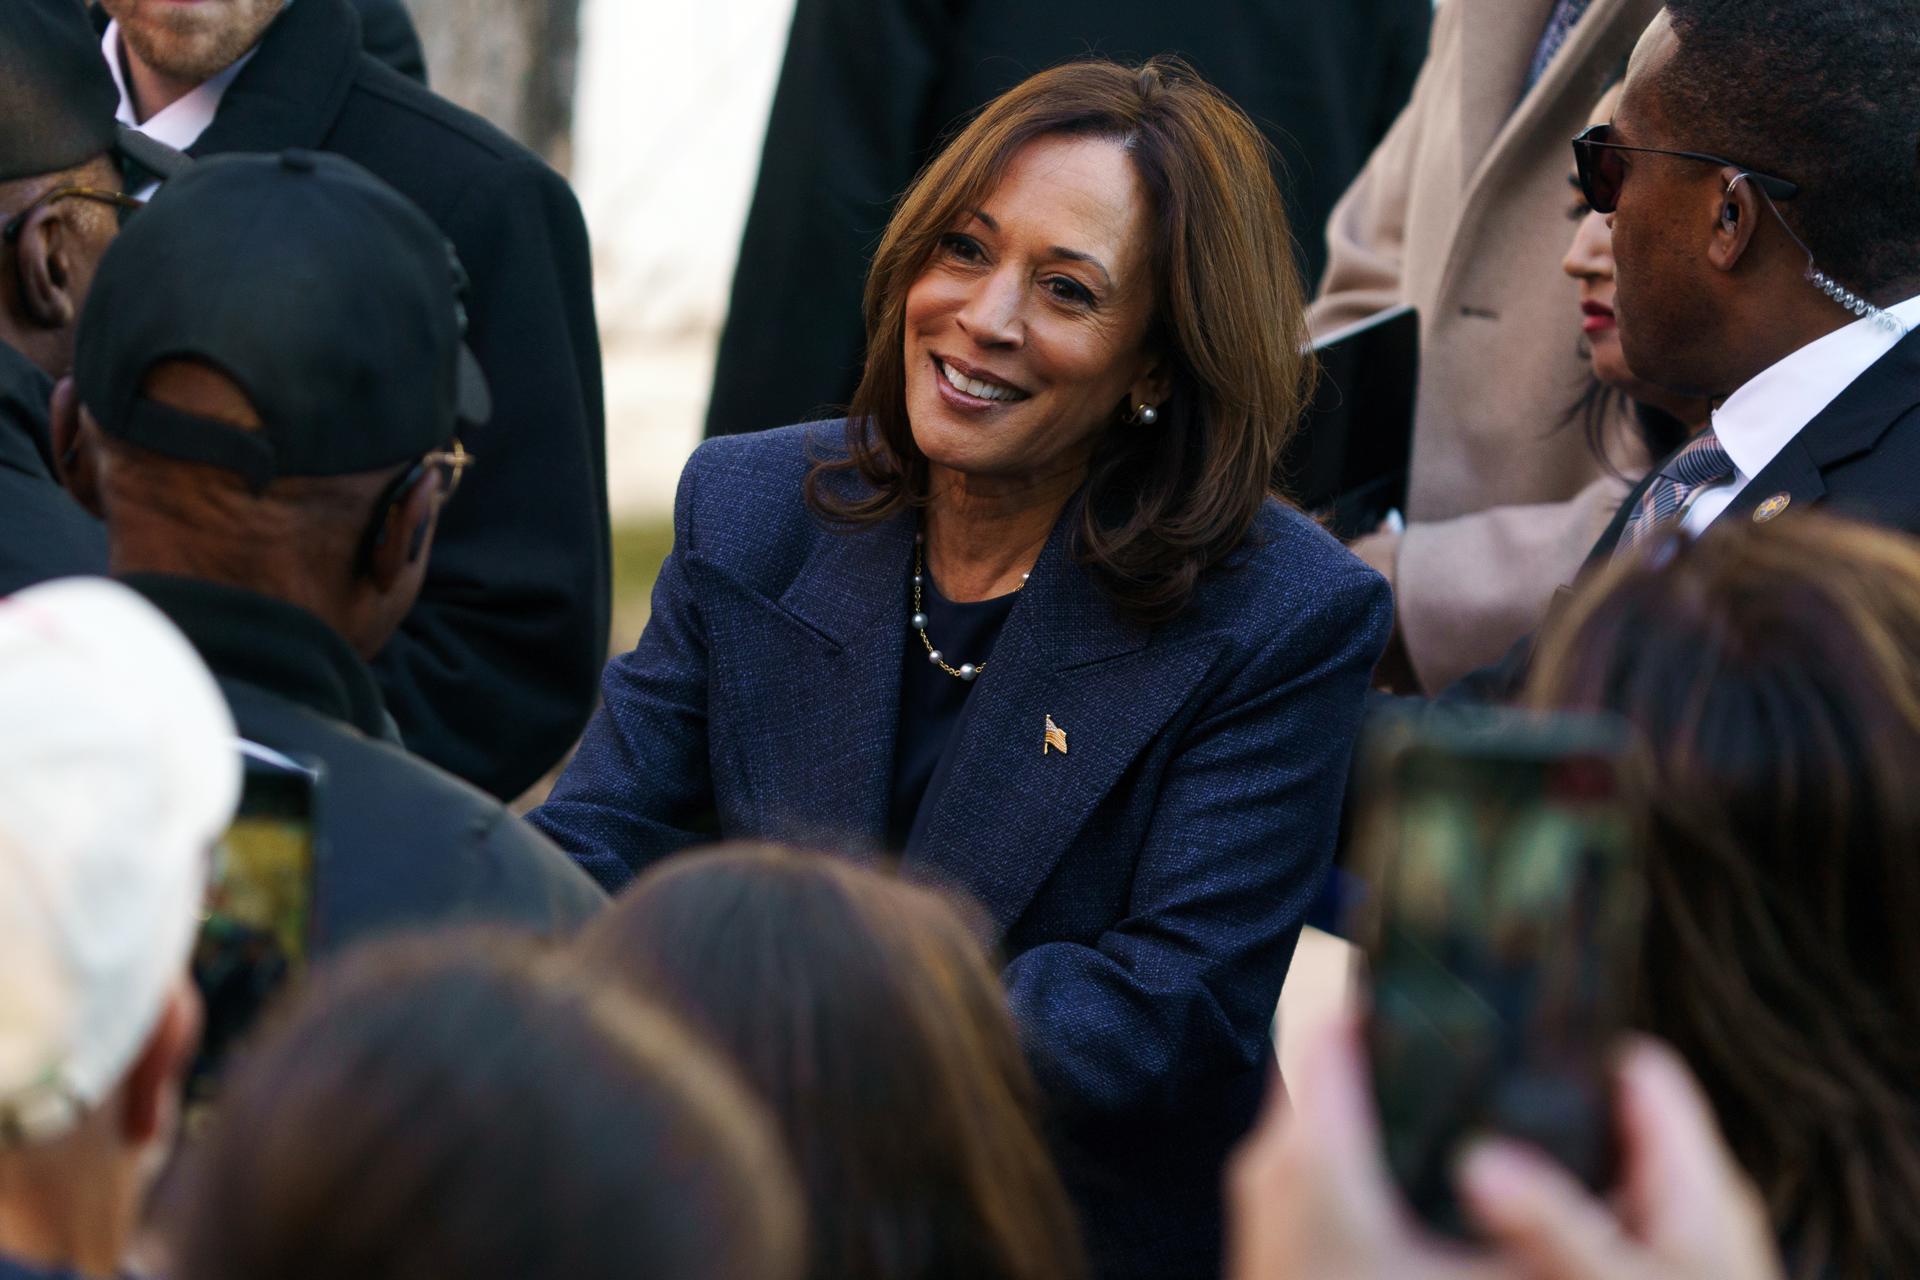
1182, 498, 1391, 654
682, 420, 850, 519
332, 56, 564, 186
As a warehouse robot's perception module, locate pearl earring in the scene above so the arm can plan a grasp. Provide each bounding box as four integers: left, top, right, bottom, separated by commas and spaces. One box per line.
1134, 403, 1159, 425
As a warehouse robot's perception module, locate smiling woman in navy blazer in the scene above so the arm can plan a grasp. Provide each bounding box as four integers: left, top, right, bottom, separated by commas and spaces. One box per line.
535, 59, 1390, 1280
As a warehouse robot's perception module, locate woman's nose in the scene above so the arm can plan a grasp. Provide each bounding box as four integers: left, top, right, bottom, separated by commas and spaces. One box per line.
955, 268, 1025, 348
1562, 209, 1615, 281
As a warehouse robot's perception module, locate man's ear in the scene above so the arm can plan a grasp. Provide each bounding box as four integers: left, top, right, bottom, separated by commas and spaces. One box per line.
120, 981, 201, 1147
1707, 170, 1763, 273
50, 377, 106, 516
366, 469, 442, 592
14, 205, 82, 331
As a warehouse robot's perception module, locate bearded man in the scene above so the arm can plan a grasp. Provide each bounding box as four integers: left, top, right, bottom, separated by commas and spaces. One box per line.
96, 0, 611, 802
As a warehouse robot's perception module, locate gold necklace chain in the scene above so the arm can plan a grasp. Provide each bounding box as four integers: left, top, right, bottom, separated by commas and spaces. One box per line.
912, 537, 1025, 683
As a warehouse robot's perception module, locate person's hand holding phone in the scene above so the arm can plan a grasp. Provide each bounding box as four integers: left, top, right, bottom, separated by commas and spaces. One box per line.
1224, 1019, 1785, 1280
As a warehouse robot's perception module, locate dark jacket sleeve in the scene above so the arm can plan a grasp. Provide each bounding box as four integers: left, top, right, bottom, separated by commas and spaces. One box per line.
371, 155, 611, 801
1005, 561, 1393, 1123
528, 448, 715, 891
702, 0, 957, 437
348, 0, 428, 83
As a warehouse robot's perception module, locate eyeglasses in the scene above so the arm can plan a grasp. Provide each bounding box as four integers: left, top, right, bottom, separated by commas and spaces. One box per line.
1, 186, 147, 244
406, 437, 475, 503
1571, 124, 1799, 215
357, 438, 475, 567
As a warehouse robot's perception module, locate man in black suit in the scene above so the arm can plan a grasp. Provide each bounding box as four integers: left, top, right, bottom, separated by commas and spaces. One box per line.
96, 0, 609, 801
349, 0, 427, 83
702, 0, 1431, 438
0, 0, 187, 597
57, 150, 603, 947
1456, 0, 1920, 700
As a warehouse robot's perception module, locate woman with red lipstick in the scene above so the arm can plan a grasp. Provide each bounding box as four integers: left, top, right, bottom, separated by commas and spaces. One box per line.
534, 59, 1392, 1280
1359, 84, 1711, 693
1561, 85, 1711, 469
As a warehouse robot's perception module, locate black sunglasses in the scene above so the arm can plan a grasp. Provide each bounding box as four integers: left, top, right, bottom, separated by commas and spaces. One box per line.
1571, 124, 1799, 215
1, 186, 146, 244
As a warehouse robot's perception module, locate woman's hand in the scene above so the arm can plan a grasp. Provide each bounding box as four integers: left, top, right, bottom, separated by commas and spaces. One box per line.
1225, 1019, 1785, 1280
1456, 1039, 1784, 1280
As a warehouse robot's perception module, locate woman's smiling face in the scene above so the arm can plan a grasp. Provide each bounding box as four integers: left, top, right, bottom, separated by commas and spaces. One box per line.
902, 133, 1164, 484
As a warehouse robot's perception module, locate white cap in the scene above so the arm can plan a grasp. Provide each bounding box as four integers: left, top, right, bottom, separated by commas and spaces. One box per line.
0, 579, 240, 1146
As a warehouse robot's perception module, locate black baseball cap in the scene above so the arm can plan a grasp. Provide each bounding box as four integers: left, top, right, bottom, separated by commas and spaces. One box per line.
75, 150, 491, 490
0, 0, 187, 185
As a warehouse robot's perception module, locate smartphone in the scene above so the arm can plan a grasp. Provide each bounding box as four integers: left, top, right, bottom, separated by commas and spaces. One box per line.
1350, 708, 1643, 1238
185, 742, 321, 1114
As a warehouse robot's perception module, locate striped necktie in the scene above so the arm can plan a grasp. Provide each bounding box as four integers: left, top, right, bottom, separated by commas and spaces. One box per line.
1615, 432, 1736, 557
1525, 0, 1595, 91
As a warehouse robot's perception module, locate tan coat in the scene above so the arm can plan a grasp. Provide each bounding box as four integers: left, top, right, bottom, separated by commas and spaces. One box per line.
1310, 0, 1661, 689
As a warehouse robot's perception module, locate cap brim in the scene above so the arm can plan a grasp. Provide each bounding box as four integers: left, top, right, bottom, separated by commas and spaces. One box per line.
455, 343, 492, 427
113, 126, 190, 183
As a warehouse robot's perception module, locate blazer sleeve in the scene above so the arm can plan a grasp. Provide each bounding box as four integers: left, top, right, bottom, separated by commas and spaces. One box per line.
371, 157, 612, 801
1003, 561, 1393, 1122
528, 452, 716, 892
1393, 471, 1633, 692
702, 0, 957, 437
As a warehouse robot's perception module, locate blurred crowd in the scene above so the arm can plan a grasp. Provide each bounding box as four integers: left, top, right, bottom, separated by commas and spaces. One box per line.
2, 1, 1917, 1279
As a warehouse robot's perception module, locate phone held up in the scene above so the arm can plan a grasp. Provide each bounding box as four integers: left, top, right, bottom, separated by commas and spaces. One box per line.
1348, 707, 1645, 1238
185, 741, 322, 1124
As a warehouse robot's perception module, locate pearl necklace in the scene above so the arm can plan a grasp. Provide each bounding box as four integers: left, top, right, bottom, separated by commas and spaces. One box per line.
911, 534, 1027, 682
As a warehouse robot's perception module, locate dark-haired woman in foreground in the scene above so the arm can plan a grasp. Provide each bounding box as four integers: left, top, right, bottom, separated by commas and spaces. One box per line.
534, 59, 1390, 1277
171, 935, 803, 1280
575, 844, 1085, 1280
1528, 515, 1920, 1278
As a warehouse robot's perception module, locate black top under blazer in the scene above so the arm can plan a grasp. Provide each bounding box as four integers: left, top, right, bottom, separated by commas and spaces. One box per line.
533, 422, 1394, 1280
171, 0, 611, 799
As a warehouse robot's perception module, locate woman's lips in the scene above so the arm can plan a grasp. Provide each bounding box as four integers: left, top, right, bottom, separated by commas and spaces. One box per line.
1581, 301, 1617, 334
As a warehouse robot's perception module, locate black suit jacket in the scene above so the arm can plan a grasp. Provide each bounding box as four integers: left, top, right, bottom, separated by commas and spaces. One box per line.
0, 343, 107, 597
702, 0, 1431, 438
348, 0, 427, 83
179, 0, 611, 799
1451, 325, 1920, 702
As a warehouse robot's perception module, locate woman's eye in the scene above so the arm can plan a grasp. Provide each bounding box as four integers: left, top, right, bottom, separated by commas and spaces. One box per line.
1568, 199, 1593, 221
940, 233, 984, 262
1045, 276, 1095, 306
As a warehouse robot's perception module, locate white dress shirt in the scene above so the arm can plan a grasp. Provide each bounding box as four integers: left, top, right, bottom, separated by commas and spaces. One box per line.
1682, 293, 1920, 533
101, 21, 261, 197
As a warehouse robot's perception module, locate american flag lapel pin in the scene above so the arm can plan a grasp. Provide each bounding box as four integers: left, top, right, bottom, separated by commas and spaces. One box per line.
1043, 715, 1068, 756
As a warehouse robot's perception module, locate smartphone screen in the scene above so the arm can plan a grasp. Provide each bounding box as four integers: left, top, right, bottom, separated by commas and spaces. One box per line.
1352, 709, 1643, 1237
185, 743, 320, 1115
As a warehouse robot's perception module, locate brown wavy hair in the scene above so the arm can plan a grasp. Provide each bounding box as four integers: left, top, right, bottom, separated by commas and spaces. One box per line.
173, 932, 804, 1280
573, 844, 1087, 1280
804, 57, 1313, 625
1526, 516, 1920, 1278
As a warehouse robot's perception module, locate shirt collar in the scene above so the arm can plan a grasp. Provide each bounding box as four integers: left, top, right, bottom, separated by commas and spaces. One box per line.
119, 573, 392, 739
101, 19, 262, 153
1710, 293, 1920, 482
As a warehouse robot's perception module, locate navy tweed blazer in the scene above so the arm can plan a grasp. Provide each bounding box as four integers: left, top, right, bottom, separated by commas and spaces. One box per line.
533, 422, 1392, 1279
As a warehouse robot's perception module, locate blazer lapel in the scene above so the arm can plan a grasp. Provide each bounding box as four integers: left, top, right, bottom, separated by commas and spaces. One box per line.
1457, 0, 1556, 177
902, 517, 1206, 932
717, 509, 914, 861
189, 0, 362, 157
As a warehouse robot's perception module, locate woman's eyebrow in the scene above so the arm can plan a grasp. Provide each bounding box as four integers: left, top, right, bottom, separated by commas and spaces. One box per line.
966, 208, 1113, 287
